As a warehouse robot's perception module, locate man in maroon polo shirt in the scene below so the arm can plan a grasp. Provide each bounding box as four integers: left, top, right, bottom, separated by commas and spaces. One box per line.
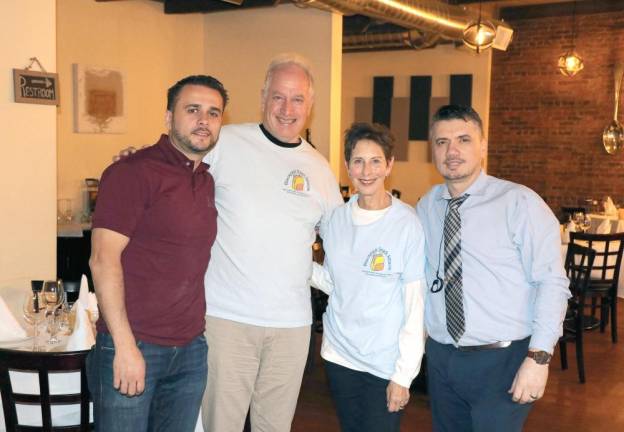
87, 75, 228, 432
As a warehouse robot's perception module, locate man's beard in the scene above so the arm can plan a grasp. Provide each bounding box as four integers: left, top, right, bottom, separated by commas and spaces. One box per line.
171, 125, 217, 155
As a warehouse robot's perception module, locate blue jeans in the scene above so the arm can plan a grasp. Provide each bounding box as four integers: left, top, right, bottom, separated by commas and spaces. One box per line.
87, 332, 207, 432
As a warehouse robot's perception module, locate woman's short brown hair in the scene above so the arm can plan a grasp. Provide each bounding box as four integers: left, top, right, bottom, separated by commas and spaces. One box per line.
344, 122, 395, 162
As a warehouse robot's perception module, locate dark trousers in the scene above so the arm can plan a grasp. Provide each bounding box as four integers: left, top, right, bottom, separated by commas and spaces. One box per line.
426, 337, 533, 432
325, 360, 402, 432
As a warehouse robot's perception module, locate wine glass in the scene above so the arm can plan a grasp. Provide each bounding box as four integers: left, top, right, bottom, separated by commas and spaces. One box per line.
57, 291, 71, 335
573, 212, 585, 231
581, 215, 592, 233
23, 292, 45, 351
57, 198, 73, 224
42, 281, 64, 344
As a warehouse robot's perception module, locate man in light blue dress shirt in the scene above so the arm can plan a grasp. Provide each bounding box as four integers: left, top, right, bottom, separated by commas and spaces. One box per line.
416, 105, 570, 432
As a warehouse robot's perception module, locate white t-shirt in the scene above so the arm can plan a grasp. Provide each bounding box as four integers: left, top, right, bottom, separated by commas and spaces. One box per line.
203, 123, 343, 327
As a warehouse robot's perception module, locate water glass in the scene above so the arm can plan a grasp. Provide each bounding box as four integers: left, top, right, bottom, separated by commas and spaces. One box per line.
23, 292, 45, 351
573, 212, 585, 231
57, 198, 73, 224
581, 215, 592, 233
42, 281, 64, 344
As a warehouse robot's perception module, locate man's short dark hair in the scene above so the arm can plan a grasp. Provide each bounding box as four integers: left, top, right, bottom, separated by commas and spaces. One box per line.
344, 122, 394, 162
167, 75, 229, 111
430, 104, 484, 137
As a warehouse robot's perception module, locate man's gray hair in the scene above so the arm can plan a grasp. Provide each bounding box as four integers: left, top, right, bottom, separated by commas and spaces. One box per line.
261, 53, 315, 100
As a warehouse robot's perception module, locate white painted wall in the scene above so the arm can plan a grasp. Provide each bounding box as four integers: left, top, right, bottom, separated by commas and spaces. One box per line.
56, 0, 205, 217
202, 4, 342, 168
0, 0, 57, 290
342, 45, 492, 205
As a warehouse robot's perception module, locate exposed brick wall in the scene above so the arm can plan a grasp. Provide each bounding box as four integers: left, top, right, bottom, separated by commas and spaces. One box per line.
488, 10, 624, 216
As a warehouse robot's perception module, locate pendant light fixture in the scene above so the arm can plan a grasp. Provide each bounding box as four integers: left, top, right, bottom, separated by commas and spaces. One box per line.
462, 0, 496, 53
558, 0, 584, 77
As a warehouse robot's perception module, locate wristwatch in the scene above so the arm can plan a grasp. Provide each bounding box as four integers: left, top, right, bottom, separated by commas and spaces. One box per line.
527, 350, 552, 365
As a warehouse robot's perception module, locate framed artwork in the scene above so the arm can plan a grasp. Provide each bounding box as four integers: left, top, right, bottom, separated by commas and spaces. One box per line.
73, 64, 126, 134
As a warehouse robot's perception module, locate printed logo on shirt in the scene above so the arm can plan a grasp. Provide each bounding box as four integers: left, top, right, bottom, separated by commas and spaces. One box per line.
283, 169, 310, 197
363, 247, 392, 277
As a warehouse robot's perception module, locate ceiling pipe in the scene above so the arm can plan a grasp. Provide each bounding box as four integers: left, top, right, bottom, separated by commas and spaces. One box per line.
343, 29, 441, 52
293, 0, 513, 50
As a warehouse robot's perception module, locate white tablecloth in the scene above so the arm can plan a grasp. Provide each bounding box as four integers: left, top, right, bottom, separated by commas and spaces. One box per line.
0, 285, 203, 431
587, 213, 624, 234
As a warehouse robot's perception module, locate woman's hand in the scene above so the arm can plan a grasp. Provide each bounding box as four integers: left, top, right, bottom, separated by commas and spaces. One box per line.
386, 380, 410, 412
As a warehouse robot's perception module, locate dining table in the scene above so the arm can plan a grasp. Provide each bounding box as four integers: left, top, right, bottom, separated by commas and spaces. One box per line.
0, 284, 204, 431
587, 212, 624, 234
0, 284, 92, 431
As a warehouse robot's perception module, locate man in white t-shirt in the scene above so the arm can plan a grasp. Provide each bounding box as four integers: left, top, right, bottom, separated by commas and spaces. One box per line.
201, 54, 343, 432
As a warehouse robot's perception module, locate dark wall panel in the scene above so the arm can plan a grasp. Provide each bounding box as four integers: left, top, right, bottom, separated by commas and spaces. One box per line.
408, 76, 432, 140
428, 96, 450, 162
372, 76, 394, 128
450, 74, 473, 107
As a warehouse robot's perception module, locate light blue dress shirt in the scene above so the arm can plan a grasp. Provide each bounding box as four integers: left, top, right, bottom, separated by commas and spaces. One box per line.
416, 171, 570, 353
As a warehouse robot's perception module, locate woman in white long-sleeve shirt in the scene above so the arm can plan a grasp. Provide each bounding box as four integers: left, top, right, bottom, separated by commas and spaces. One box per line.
311, 122, 426, 432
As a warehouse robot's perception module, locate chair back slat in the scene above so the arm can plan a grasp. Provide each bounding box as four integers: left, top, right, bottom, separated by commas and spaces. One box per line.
565, 243, 596, 297
561, 243, 596, 383
0, 349, 92, 432
0, 362, 18, 431
38, 369, 52, 430
570, 232, 624, 290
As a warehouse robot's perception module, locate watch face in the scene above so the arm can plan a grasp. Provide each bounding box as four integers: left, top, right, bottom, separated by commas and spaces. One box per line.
529, 351, 552, 364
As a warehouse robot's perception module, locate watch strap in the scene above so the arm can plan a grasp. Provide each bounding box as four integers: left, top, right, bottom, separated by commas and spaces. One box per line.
527, 350, 552, 365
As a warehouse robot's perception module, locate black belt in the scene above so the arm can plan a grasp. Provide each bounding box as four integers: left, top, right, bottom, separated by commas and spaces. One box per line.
457, 341, 512, 352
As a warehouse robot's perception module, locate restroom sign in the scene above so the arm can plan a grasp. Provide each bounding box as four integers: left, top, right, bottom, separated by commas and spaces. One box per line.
13, 69, 59, 106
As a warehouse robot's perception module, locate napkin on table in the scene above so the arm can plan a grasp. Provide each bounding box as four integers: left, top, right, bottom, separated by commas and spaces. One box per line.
604, 197, 618, 216
66, 301, 95, 351
0, 295, 27, 341
77, 275, 98, 321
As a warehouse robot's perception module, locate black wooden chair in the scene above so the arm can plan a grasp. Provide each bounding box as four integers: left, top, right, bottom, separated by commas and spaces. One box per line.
570, 231, 624, 343
559, 243, 596, 383
0, 348, 92, 431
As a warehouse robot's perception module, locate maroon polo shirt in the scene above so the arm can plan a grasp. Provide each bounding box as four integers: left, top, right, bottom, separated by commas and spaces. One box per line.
92, 134, 217, 346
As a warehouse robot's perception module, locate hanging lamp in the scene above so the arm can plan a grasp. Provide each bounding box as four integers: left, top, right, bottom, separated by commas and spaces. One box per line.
462, 0, 496, 53
558, 0, 584, 77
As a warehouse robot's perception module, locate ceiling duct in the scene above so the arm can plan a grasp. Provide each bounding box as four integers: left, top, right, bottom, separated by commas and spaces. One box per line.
293, 0, 513, 50
343, 29, 441, 52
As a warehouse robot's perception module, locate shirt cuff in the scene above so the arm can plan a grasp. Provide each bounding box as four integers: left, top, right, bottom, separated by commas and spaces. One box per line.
390, 372, 413, 389
528, 333, 557, 355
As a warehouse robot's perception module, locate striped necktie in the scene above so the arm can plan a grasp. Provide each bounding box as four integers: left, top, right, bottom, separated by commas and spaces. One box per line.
444, 194, 469, 342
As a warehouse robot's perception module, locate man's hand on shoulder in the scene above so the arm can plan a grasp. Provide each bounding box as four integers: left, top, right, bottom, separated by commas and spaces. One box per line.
508, 351, 550, 404
112, 146, 138, 162
113, 342, 146, 396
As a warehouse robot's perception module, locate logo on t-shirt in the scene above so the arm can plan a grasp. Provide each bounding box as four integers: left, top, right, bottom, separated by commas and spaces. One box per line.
363, 247, 392, 277
283, 169, 310, 196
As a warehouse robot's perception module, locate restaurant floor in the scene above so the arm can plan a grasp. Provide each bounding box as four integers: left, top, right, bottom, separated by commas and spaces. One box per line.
291, 299, 624, 431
